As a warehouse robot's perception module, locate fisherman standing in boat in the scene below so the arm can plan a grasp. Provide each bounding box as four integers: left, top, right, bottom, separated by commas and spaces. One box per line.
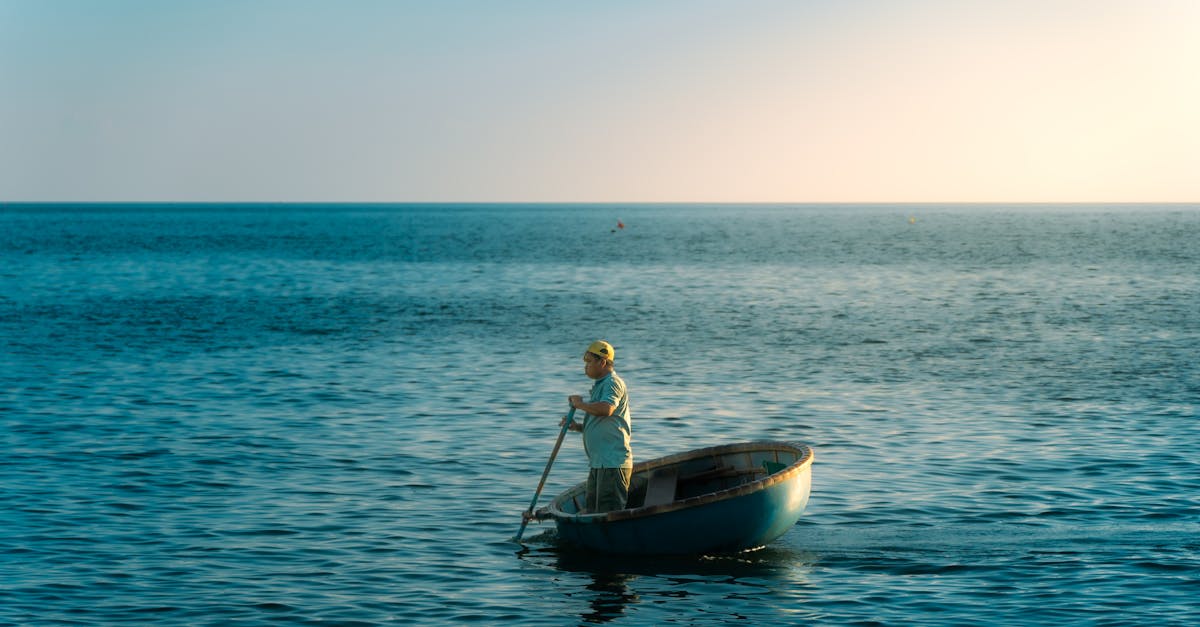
566, 340, 632, 513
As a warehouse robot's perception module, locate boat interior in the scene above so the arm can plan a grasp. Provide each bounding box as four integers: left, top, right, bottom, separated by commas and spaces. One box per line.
556, 446, 803, 515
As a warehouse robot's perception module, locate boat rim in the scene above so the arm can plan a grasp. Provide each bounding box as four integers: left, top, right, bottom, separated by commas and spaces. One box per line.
547, 440, 814, 523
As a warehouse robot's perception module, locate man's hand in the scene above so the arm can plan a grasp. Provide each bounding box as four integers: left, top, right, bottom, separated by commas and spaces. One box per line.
522, 507, 550, 522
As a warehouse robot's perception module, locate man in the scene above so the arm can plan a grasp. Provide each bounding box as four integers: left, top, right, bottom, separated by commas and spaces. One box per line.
566, 340, 632, 513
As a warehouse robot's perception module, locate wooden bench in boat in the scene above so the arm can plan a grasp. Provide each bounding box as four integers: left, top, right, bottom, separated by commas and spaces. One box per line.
643, 467, 679, 506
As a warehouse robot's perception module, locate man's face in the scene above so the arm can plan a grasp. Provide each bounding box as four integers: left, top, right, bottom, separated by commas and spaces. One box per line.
583, 353, 605, 379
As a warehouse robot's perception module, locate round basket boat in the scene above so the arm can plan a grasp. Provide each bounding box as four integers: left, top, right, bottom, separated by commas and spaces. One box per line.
546, 441, 813, 555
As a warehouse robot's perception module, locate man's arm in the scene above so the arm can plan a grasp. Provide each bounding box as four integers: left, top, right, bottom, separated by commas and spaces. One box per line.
569, 395, 614, 417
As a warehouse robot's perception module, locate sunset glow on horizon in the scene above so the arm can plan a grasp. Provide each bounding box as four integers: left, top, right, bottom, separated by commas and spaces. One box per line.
2, 0, 1197, 203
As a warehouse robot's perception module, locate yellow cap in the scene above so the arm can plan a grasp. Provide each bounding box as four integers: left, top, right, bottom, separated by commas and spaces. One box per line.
586, 340, 615, 362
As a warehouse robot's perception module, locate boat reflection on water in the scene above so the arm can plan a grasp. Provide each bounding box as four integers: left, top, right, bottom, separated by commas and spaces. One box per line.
514, 526, 819, 624
549, 545, 818, 624
579, 572, 638, 624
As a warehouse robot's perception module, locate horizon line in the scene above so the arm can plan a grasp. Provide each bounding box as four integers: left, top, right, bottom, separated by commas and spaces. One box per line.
4, 200, 1199, 206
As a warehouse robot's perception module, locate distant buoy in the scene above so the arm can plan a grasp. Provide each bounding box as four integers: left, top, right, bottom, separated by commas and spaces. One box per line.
617, 220, 625, 230
908, 216, 916, 224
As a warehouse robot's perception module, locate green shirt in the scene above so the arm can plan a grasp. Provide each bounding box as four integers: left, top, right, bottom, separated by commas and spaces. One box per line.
581, 371, 632, 469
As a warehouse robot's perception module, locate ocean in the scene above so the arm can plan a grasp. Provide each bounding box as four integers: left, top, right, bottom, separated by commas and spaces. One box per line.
2, 203, 1197, 626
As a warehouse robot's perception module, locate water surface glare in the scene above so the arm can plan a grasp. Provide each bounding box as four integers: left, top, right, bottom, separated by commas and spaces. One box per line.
2, 204, 1197, 625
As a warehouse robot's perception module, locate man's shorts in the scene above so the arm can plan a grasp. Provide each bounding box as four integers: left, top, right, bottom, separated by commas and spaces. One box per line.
586, 467, 632, 513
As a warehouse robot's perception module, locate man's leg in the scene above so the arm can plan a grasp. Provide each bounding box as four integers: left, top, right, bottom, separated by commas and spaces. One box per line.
593, 467, 632, 512
586, 468, 599, 513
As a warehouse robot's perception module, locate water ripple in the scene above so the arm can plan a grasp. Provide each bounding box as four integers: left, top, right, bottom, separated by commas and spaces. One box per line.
3, 205, 1198, 626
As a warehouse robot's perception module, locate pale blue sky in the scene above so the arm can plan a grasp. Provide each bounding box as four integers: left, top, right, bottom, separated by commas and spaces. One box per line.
2, 0, 1197, 202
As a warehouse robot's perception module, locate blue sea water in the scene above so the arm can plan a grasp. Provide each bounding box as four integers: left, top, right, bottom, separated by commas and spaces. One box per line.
1, 203, 1198, 626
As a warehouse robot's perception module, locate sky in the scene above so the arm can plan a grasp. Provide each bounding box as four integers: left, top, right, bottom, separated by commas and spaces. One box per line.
1, 0, 1197, 203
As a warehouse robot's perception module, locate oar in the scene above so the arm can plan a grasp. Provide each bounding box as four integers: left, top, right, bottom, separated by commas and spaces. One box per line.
514, 406, 577, 543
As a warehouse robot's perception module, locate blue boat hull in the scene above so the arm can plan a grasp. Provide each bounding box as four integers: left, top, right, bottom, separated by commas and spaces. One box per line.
547, 441, 813, 555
